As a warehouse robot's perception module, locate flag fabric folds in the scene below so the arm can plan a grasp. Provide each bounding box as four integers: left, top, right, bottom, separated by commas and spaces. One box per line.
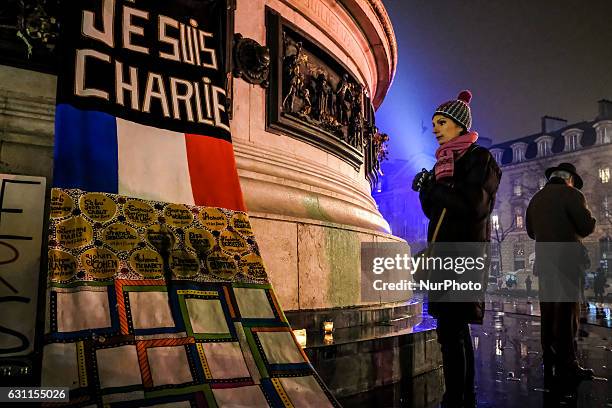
54, 104, 245, 211
43, 0, 338, 405
43, 189, 338, 406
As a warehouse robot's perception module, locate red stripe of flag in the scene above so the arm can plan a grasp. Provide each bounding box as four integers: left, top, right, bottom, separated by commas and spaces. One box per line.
185, 134, 246, 211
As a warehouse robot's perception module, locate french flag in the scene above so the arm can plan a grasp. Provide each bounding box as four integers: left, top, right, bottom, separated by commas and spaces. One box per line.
53, 104, 246, 211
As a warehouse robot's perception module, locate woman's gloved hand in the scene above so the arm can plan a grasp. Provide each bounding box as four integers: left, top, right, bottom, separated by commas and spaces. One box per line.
411, 168, 434, 192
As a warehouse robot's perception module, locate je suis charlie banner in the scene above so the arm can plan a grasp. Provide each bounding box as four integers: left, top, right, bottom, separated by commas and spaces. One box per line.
53, 0, 245, 211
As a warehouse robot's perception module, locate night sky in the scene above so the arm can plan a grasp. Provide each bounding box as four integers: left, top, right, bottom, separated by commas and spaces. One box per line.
377, 0, 612, 169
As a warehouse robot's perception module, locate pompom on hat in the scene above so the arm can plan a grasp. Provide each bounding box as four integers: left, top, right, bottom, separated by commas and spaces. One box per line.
433, 90, 473, 131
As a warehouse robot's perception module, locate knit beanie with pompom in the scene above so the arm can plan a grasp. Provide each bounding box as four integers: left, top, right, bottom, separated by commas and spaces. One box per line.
433, 90, 473, 131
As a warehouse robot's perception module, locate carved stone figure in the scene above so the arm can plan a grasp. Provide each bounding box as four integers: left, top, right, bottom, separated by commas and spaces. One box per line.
0, 0, 60, 57
283, 39, 302, 83
300, 88, 312, 116
335, 74, 352, 125
281, 36, 306, 113
315, 73, 331, 120
349, 102, 364, 148
283, 73, 303, 113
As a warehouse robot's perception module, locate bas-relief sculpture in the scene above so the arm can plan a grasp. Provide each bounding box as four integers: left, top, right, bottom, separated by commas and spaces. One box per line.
281, 32, 367, 152
279, 30, 388, 187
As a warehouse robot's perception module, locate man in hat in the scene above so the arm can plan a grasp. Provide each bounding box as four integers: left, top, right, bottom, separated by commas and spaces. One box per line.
526, 163, 596, 386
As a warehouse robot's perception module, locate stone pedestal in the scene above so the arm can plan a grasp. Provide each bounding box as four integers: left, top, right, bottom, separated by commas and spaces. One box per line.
231, 0, 401, 311
285, 301, 443, 401
0, 0, 403, 313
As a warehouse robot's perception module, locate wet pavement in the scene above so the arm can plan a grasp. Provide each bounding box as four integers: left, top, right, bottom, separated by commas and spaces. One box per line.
485, 293, 612, 328
339, 297, 612, 408
472, 301, 611, 408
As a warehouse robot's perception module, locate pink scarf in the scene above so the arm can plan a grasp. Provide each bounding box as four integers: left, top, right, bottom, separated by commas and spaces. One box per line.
434, 131, 479, 180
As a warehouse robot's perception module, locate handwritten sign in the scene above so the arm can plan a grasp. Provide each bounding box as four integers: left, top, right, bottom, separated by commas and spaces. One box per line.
50, 189, 74, 218
199, 208, 228, 230
219, 230, 248, 254
164, 204, 194, 227
80, 248, 119, 279
56, 216, 93, 248
124, 200, 155, 226
239, 253, 266, 280
79, 193, 116, 222
0, 174, 46, 357
48, 250, 78, 282
185, 227, 215, 255
129, 249, 164, 278
206, 250, 236, 280
103, 223, 139, 252
231, 213, 254, 237
48, 189, 268, 284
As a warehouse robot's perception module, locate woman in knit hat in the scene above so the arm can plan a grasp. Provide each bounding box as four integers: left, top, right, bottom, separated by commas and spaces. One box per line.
412, 90, 502, 408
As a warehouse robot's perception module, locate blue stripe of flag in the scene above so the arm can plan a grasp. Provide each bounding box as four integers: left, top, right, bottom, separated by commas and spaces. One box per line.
53, 104, 118, 193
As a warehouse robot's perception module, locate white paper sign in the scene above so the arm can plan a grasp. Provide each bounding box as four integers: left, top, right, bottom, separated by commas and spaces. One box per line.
0, 174, 46, 357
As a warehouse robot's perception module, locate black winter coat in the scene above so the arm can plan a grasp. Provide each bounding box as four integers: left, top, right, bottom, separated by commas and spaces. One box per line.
526, 178, 596, 243
526, 178, 596, 301
418, 143, 502, 324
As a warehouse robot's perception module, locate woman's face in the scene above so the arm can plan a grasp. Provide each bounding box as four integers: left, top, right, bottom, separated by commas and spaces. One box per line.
432, 114, 464, 145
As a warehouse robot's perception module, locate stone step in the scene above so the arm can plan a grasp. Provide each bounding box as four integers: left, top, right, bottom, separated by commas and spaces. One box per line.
284, 300, 422, 331
290, 307, 442, 399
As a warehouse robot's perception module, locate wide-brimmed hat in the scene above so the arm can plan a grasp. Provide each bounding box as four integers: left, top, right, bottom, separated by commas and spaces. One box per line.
545, 162, 583, 189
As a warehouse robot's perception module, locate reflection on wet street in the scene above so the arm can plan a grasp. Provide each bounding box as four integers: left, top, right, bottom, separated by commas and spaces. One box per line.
338, 297, 611, 407
473, 300, 611, 408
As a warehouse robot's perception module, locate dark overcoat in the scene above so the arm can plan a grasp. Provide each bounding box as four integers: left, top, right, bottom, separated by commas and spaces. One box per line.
419, 143, 502, 324
526, 178, 596, 301
526, 178, 596, 242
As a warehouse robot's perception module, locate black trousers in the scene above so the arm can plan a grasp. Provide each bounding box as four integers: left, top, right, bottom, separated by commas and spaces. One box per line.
539, 301, 579, 373
436, 318, 475, 407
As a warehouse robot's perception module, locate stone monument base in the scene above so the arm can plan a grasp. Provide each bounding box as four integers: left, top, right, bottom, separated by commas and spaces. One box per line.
286, 301, 443, 400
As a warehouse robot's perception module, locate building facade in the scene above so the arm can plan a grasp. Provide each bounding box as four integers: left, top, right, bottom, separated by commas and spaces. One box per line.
489, 100, 612, 285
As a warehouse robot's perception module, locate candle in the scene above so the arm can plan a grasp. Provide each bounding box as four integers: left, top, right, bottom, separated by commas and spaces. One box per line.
323, 320, 334, 333
293, 329, 307, 348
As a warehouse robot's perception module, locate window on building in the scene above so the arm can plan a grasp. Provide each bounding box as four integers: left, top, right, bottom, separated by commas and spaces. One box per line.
600, 235, 611, 266
537, 140, 550, 157
566, 133, 578, 151
513, 179, 522, 196
491, 214, 500, 230
493, 151, 503, 163
599, 167, 610, 184
512, 146, 524, 163
514, 207, 524, 229
604, 127, 611, 144
602, 195, 610, 221
513, 242, 525, 270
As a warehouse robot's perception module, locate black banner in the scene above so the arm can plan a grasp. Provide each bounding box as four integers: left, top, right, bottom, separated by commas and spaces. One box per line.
56, 0, 231, 140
